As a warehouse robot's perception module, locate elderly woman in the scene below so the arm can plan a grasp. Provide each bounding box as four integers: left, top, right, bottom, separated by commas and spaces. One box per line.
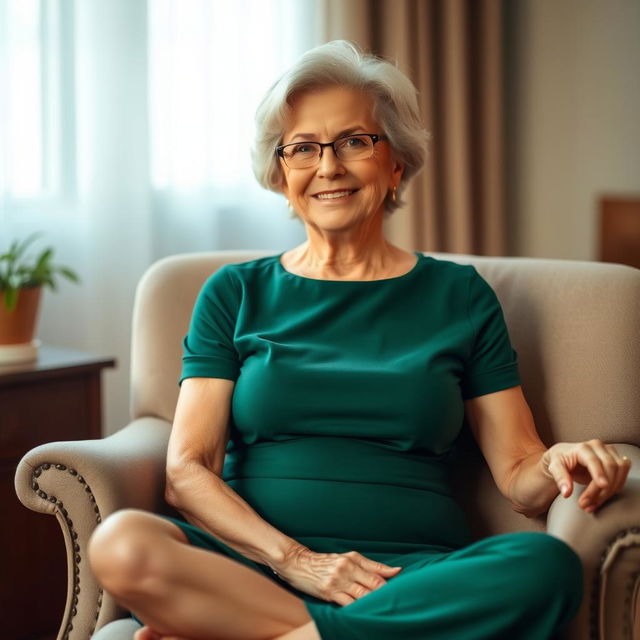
88, 41, 631, 640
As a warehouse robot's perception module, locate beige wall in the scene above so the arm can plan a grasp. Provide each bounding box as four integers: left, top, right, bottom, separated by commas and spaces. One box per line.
505, 0, 640, 259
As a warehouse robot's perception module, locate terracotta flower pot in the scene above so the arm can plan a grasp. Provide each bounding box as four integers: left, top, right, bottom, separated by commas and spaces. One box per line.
0, 285, 43, 345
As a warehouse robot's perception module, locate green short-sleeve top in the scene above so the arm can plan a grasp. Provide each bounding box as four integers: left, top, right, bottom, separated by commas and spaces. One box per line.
180, 251, 519, 459
178, 252, 521, 550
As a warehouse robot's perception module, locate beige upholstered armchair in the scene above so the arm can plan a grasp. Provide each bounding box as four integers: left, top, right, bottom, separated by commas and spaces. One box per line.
14, 251, 640, 640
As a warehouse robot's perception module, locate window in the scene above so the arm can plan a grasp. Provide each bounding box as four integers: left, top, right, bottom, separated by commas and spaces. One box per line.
148, 0, 320, 192
0, 0, 75, 211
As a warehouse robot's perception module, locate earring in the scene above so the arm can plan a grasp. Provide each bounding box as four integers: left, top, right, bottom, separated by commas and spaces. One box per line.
391, 186, 397, 203
286, 199, 297, 218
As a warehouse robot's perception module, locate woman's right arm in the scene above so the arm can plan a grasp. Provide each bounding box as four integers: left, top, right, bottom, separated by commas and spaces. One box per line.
165, 377, 402, 605
165, 377, 301, 570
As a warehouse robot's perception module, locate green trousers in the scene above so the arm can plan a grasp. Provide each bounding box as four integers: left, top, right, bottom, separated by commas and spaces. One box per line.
129, 514, 583, 639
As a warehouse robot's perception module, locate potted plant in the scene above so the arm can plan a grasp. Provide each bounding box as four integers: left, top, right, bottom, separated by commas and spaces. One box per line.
0, 231, 80, 363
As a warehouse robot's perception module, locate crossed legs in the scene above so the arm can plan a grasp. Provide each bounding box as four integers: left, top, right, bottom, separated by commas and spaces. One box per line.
87, 509, 321, 640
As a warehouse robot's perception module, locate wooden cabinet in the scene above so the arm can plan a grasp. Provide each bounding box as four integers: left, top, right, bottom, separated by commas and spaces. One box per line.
1, 345, 116, 640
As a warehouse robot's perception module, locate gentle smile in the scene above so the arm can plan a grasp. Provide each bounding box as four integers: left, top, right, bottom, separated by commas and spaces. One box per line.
313, 189, 359, 200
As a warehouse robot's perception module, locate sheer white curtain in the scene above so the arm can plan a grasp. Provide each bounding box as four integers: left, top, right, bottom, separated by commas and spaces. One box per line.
0, 0, 324, 435
148, 0, 320, 254
0, 0, 75, 211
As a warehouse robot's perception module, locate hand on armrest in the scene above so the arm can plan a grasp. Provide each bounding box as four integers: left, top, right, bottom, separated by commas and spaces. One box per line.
545, 444, 640, 640
546, 443, 640, 556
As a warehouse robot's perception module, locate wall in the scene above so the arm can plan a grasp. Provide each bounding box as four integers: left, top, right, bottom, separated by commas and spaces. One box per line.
505, 0, 640, 259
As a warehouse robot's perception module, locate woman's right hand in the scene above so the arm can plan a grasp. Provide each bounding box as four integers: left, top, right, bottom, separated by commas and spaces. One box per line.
272, 545, 403, 606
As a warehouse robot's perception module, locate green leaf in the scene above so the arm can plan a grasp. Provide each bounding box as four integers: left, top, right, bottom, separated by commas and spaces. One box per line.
12, 231, 44, 262
31, 254, 52, 284
0, 233, 80, 297
4, 287, 18, 312
57, 266, 80, 283
34, 248, 53, 270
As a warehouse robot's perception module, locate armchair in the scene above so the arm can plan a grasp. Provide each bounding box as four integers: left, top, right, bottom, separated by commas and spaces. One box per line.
14, 250, 640, 640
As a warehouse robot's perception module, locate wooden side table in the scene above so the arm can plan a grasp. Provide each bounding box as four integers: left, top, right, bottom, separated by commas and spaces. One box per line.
1, 345, 116, 640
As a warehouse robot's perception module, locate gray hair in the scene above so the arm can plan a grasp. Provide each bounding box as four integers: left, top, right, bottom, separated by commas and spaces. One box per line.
251, 40, 430, 218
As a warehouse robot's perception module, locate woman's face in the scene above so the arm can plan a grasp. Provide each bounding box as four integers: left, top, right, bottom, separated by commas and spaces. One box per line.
279, 86, 404, 230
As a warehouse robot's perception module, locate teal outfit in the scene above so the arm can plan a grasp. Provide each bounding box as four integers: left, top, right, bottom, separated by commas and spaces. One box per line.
130, 252, 583, 638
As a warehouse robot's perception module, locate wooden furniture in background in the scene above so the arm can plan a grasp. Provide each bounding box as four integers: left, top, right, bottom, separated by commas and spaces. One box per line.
599, 196, 640, 269
1, 345, 116, 640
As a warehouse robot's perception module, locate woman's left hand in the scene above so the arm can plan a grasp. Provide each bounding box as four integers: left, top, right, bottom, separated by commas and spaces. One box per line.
541, 440, 632, 513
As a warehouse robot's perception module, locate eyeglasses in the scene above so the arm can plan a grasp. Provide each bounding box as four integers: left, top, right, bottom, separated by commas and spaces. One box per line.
275, 133, 388, 169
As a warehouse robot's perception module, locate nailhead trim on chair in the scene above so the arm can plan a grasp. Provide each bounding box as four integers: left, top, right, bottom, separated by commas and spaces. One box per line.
32, 462, 103, 640
627, 568, 640, 638
592, 526, 640, 640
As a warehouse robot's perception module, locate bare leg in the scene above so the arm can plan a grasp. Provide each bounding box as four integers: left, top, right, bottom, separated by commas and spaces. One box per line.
88, 509, 321, 640
272, 621, 323, 640
132, 620, 320, 640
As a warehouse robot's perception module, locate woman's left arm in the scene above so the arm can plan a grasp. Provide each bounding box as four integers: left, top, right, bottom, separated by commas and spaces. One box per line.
463, 385, 632, 518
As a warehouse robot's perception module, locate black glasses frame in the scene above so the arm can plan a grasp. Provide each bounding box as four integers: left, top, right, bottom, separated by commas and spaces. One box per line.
275, 133, 388, 166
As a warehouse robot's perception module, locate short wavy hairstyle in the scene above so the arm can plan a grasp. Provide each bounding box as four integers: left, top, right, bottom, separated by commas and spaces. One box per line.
251, 40, 430, 218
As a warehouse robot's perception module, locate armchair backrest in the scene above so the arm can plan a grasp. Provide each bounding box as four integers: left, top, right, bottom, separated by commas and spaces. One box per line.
130, 251, 640, 537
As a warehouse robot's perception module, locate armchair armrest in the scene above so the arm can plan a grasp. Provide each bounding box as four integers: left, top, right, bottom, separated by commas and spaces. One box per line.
546, 443, 640, 640
14, 417, 172, 640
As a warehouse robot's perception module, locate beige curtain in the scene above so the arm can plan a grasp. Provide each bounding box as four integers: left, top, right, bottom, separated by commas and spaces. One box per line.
320, 0, 507, 256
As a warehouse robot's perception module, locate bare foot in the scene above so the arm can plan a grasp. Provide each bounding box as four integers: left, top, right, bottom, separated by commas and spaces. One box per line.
133, 626, 162, 640
133, 625, 192, 640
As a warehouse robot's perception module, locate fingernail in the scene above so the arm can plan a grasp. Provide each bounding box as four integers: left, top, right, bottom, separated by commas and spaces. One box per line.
560, 483, 569, 496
